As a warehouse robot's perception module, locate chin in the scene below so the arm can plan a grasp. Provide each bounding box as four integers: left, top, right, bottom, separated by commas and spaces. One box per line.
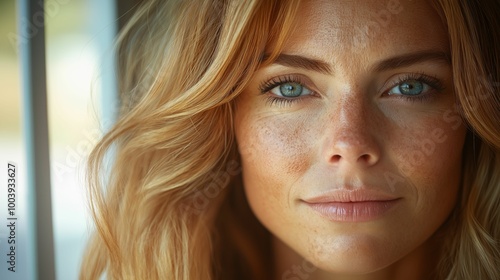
312, 257, 392, 276
302, 235, 400, 275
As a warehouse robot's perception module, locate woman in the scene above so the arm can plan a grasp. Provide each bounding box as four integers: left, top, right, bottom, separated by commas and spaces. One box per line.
81, 0, 500, 279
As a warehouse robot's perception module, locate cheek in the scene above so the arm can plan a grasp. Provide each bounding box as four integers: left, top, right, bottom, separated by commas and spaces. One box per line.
388, 115, 466, 215
236, 114, 314, 179
234, 112, 315, 226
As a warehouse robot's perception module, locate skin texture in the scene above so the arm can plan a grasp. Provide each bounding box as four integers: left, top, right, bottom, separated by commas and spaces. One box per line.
234, 0, 467, 279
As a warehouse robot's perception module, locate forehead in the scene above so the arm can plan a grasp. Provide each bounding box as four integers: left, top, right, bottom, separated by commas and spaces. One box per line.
281, 0, 449, 60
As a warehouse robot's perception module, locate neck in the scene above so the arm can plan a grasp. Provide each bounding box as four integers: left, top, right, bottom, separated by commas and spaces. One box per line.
272, 235, 442, 280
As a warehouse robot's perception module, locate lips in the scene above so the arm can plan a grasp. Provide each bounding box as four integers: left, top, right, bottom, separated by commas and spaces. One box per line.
302, 189, 402, 222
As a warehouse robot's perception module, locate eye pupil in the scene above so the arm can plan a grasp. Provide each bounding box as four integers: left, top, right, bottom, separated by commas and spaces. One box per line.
280, 82, 303, 97
399, 80, 424, 95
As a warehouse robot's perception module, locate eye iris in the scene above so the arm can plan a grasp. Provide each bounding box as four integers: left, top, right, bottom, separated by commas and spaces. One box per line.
280, 82, 303, 97
399, 80, 424, 95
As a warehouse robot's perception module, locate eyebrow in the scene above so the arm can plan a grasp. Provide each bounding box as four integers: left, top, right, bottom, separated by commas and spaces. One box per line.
262, 53, 333, 74
372, 50, 451, 72
262, 50, 450, 74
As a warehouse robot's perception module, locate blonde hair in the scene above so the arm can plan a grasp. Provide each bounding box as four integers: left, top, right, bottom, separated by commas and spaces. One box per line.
81, 0, 300, 279
433, 1, 500, 279
81, 0, 500, 279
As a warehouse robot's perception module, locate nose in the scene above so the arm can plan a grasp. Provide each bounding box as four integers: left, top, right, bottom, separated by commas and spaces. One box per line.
323, 97, 381, 167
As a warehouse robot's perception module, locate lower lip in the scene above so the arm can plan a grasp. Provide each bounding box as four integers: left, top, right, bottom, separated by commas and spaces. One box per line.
305, 199, 401, 222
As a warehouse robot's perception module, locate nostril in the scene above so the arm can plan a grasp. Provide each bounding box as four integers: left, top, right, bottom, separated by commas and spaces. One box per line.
331, 155, 342, 162
329, 153, 376, 165
326, 139, 381, 166
359, 154, 371, 162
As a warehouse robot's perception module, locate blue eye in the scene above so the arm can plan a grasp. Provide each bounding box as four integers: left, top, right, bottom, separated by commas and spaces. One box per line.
270, 82, 312, 98
388, 79, 430, 96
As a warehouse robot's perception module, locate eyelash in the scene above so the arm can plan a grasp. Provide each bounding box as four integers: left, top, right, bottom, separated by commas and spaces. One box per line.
258, 75, 313, 107
258, 73, 445, 107
385, 73, 445, 103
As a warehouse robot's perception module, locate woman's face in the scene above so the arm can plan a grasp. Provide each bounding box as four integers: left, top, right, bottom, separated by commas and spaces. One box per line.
234, 0, 467, 275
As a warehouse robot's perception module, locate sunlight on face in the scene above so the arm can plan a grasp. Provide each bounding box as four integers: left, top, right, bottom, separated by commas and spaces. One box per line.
234, 0, 466, 276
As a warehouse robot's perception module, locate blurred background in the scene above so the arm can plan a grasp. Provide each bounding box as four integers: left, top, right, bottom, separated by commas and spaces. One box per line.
0, 0, 143, 279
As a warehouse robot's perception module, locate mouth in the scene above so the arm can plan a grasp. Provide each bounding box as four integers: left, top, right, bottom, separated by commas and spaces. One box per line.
302, 189, 402, 223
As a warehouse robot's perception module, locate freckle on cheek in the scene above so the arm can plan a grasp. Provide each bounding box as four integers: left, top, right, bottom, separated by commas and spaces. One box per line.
285, 153, 310, 174
281, 123, 311, 175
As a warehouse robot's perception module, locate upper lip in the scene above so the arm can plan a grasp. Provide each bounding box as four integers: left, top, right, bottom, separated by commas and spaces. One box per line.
302, 189, 400, 203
